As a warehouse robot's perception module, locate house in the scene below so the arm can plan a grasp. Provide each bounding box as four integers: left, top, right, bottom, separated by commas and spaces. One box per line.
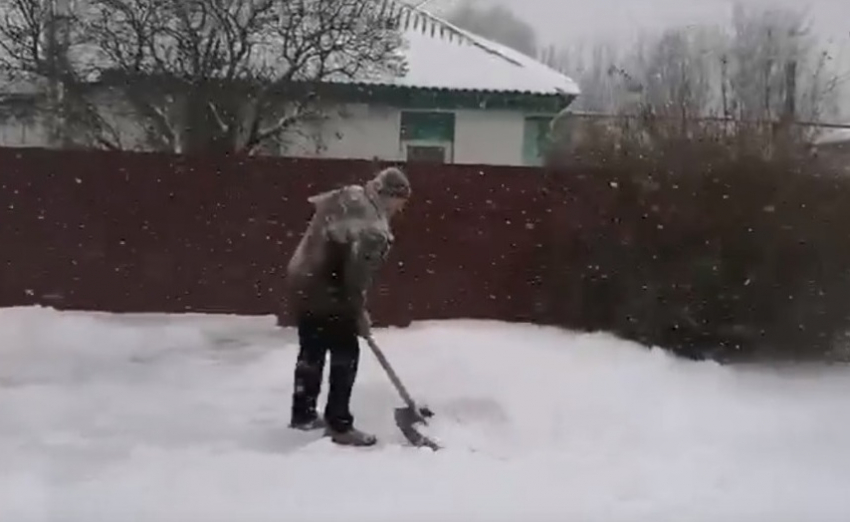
284, 9, 580, 166
0, 3, 579, 167
811, 127, 850, 175
0, 76, 46, 147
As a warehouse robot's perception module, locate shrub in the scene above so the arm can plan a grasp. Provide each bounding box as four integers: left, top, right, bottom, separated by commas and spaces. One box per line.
540, 139, 850, 362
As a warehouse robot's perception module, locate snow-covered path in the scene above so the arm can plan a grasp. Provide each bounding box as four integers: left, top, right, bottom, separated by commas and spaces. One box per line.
2, 307, 850, 521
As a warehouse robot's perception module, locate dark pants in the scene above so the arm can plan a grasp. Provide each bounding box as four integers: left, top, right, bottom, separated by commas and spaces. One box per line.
290, 313, 360, 433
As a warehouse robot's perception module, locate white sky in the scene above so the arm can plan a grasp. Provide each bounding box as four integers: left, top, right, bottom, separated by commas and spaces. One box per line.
426, 0, 850, 120
439, 0, 848, 54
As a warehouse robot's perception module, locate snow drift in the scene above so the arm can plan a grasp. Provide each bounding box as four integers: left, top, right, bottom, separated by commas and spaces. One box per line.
1, 306, 850, 522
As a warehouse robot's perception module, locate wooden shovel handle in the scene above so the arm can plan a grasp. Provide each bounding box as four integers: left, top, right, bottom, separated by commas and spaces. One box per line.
364, 336, 418, 410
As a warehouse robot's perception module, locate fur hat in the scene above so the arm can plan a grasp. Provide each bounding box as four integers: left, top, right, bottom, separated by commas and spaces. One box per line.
368, 167, 412, 199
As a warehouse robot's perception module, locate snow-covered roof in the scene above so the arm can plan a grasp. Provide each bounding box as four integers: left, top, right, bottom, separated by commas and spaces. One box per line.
0, 2, 579, 100
346, 8, 580, 97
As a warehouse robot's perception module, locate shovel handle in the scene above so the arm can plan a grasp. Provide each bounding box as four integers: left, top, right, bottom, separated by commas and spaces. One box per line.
364, 336, 418, 410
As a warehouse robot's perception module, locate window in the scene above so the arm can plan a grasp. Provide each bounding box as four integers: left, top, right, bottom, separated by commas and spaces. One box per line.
400, 111, 455, 163
405, 144, 447, 163
523, 115, 554, 166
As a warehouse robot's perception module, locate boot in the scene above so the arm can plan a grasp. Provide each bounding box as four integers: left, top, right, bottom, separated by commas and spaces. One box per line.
325, 426, 378, 447
289, 417, 327, 431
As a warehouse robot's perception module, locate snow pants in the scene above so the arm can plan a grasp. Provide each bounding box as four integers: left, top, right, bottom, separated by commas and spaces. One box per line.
290, 312, 360, 433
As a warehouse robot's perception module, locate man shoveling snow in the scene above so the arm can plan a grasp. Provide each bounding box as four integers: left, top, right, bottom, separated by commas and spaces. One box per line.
285, 167, 412, 447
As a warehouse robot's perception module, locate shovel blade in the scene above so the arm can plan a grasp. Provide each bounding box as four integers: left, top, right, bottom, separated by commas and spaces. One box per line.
394, 406, 440, 451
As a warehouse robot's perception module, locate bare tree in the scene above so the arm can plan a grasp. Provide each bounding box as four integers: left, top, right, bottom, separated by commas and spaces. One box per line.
724, 3, 841, 144
621, 26, 725, 142
0, 0, 117, 147
546, 3, 844, 159
541, 41, 626, 113
0, 0, 406, 153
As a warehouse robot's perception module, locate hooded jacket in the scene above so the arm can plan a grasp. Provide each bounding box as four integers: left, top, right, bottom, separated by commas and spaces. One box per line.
285, 181, 395, 320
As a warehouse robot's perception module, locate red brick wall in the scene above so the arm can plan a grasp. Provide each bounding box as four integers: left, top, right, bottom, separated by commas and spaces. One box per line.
0, 147, 562, 327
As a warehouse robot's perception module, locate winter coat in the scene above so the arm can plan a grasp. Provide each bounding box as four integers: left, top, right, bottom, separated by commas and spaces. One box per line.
285, 184, 394, 320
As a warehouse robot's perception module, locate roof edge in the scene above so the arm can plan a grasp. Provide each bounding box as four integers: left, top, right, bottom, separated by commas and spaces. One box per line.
398, 4, 580, 96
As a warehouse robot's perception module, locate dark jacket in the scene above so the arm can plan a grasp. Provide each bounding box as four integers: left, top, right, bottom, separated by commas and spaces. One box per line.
285, 184, 393, 320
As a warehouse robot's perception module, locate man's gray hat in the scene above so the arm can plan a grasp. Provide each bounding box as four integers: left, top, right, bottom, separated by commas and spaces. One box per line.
370, 167, 412, 199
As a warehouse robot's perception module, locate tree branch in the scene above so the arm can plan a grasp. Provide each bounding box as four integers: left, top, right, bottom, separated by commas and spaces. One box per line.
1, 0, 405, 153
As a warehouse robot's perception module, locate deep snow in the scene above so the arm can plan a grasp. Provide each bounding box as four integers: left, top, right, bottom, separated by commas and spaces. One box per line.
1, 307, 850, 521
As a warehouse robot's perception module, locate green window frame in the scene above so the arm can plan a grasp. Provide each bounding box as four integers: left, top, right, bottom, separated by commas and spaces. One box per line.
400, 110, 455, 142
400, 110, 456, 163
523, 115, 554, 166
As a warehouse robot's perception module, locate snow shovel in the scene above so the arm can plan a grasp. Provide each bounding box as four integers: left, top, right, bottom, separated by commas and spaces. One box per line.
364, 336, 441, 451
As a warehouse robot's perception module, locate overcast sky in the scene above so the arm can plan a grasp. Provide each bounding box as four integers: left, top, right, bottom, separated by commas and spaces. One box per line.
440, 0, 848, 54
501, 0, 847, 52
427, 0, 850, 119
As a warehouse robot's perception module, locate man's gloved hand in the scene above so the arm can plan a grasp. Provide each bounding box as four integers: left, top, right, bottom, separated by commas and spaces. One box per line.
357, 310, 372, 339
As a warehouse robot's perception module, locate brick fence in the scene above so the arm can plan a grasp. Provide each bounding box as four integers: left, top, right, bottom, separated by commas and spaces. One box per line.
0, 147, 574, 327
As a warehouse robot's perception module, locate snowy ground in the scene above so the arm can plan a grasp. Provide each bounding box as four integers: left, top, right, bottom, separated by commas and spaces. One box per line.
2, 307, 850, 522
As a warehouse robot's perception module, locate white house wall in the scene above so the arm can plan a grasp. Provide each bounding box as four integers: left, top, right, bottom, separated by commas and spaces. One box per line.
0, 97, 534, 166
284, 103, 530, 166
0, 116, 48, 147
0, 89, 146, 150
286, 103, 402, 160
453, 109, 525, 166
